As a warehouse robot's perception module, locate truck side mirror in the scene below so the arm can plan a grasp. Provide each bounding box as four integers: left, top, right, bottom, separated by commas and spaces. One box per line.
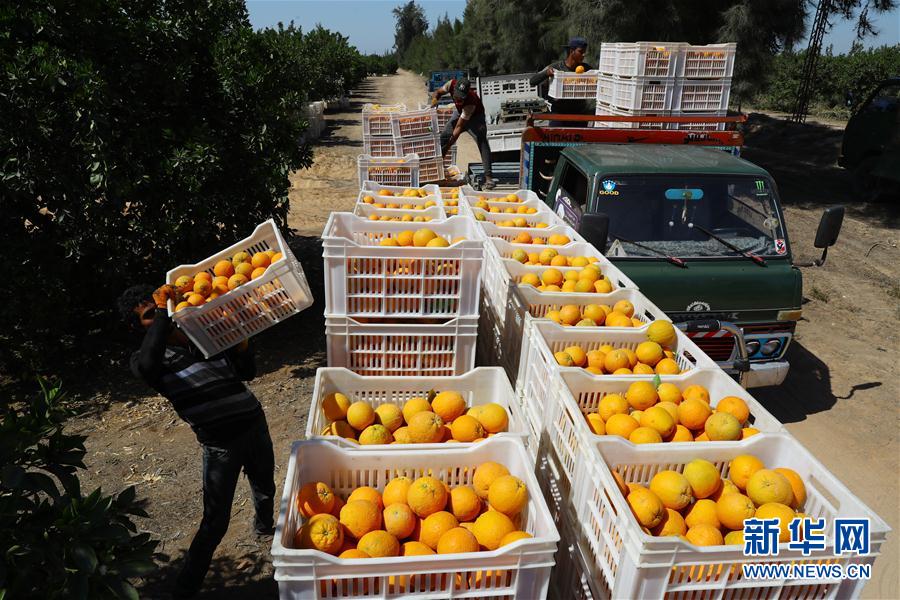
814, 206, 844, 249
580, 213, 609, 252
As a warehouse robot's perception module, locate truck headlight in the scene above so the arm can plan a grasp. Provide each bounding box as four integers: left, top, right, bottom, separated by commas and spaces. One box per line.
760, 339, 782, 356
745, 340, 761, 356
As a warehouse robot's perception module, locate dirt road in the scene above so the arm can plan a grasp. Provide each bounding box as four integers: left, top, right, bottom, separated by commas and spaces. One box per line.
67, 70, 898, 598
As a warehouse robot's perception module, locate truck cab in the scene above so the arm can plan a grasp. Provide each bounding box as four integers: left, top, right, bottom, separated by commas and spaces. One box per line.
546, 144, 804, 387
839, 76, 900, 196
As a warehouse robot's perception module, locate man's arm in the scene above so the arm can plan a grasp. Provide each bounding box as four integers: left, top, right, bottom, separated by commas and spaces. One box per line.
134, 312, 170, 383
225, 339, 256, 381
530, 65, 554, 86
431, 81, 451, 106
442, 104, 475, 155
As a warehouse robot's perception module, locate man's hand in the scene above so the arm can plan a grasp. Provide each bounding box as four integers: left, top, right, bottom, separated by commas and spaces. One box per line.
431, 92, 439, 108
152, 285, 176, 309
441, 143, 451, 157
547, 67, 555, 78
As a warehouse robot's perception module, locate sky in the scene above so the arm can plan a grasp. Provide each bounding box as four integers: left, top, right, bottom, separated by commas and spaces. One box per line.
245, 0, 899, 56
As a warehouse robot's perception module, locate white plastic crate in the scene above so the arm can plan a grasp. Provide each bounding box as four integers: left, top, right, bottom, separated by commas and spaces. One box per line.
394, 133, 441, 159
592, 105, 670, 130
475, 209, 562, 230
391, 108, 439, 138
515, 321, 717, 443
419, 103, 456, 131
667, 110, 727, 131
272, 437, 560, 599
418, 156, 445, 183
675, 78, 732, 112
441, 145, 458, 172
476, 287, 505, 366
352, 203, 446, 222
166, 220, 313, 358
598, 42, 684, 78
488, 239, 603, 262
361, 135, 398, 158
548, 508, 604, 600
548, 71, 600, 100
599, 75, 676, 112
356, 189, 441, 210
677, 42, 737, 79
478, 221, 585, 245
305, 367, 534, 458
459, 186, 540, 207
362, 103, 405, 137
325, 315, 477, 377
357, 154, 419, 187
321, 213, 484, 318
545, 368, 787, 503
360, 182, 441, 199
466, 196, 547, 215
576, 433, 889, 599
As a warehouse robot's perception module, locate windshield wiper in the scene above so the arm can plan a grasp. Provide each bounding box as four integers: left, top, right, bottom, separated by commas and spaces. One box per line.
611, 235, 688, 268
691, 224, 767, 267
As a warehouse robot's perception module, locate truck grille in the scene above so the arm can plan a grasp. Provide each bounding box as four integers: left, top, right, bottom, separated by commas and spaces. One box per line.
686, 321, 796, 363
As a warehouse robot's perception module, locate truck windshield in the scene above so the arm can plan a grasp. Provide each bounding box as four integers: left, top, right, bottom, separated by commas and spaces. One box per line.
597, 175, 787, 259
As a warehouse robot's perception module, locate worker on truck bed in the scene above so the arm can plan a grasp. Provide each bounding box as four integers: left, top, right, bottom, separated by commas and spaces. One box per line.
433, 77, 496, 190
530, 36, 594, 127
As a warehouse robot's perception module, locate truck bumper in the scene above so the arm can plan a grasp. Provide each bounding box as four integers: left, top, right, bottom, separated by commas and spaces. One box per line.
727, 361, 789, 388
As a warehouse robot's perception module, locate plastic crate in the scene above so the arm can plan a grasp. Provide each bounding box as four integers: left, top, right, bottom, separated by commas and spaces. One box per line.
466, 196, 547, 216
548, 71, 600, 100
362, 135, 398, 158
441, 146, 458, 175
488, 239, 603, 262
166, 220, 313, 358
419, 103, 457, 131
360, 182, 441, 199
394, 134, 441, 160
362, 103, 405, 137
357, 154, 419, 187
592, 105, 670, 130
478, 221, 585, 245
598, 42, 684, 78
356, 189, 441, 209
545, 368, 787, 504
598, 75, 676, 112
272, 437, 560, 599
325, 315, 477, 377
675, 78, 732, 112
352, 203, 446, 222
576, 433, 890, 599
391, 108, 439, 138
418, 156, 445, 183
459, 186, 540, 207
547, 507, 604, 600
321, 213, 484, 318
305, 367, 534, 458
677, 42, 737, 79
475, 209, 562, 230
666, 110, 727, 131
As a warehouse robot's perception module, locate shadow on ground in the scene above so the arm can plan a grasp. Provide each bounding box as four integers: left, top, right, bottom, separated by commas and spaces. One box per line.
138, 547, 278, 599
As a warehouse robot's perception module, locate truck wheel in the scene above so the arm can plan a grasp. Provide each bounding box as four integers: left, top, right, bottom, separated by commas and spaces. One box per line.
852, 156, 885, 202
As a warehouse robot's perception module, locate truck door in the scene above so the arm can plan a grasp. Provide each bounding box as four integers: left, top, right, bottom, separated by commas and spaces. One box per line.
552, 163, 589, 229
842, 81, 900, 167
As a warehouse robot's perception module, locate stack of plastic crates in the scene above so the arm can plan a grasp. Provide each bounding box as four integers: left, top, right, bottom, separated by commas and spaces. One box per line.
362, 103, 405, 157
672, 43, 736, 130
360, 104, 446, 183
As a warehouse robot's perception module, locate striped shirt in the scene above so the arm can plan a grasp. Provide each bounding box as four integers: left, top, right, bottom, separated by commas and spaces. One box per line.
131, 313, 263, 445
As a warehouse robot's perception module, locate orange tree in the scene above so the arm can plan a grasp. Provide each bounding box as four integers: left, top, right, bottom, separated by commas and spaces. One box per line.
0, 2, 373, 376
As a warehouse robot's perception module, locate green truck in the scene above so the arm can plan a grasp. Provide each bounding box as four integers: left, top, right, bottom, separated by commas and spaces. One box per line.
517, 116, 843, 387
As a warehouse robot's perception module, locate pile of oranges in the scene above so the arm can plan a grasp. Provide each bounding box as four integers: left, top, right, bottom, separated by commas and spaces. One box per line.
171, 249, 282, 311
616, 454, 808, 547
318, 390, 510, 445
293, 463, 533, 557
509, 248, 598, 267
502, 233, 572, 246
376, 228, 464, 248
474, 213, 550, 228
544, 302, 640, 327
552, 321, 682, 375
583, 381, 758, 444
520, 264, 616, 294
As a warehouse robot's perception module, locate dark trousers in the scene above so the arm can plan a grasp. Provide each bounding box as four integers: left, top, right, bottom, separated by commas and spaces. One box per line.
441, 110, 493, 177
175, 416, 276, 594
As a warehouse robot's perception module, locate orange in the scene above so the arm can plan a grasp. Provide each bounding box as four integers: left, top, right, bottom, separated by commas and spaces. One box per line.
754, 503, 796, 542
232, 251, 251, 264
413, 229, 437, 247
407, 476, 448, 517
604, 349, 631, 373
613, 300, 635, 317
418, 511, 458, 550
657, 382, 682, 404
629, 426, 663, 444
234, 261, 254, 278
586, 413, 606, 435
396, 230, 415, 247
383, 503, 417, 539
563, 345, 587, 367
774, 468, 807, 509
347, 486, 383, 511
646, 320, 677, 348
594, 278, 613, 293
374, 403, 404, 432
358, 424, 393, 445
448, 486, 482, 522
473, 462, 509, 499
582, 304, 606, 324
649, 471, 692, 510
729, 455, 765, 491
402, 397, 432, 424
605, 413, 639, 438
746, 469, 794, 507
716, 396, 750, 424
347, 401, 375, 431
705, 412, 742, 441
339, 548, 369, 559
192, 279, 212, 297
604, 312, 633, 328
598, 393, 628, 421
632, 363, 654, 375
426, 237, 449, 248
559, 305, 582, 326
682, 385, 710, 404
625, 381, 658, 411
683, 459, 722, 499
473, 511, 516, 550
186, 293, 206, 307
654, 358, 680, 374
251, 252, 271, 269
393, 426, 411, 444
724, 530, 744, 546
213, 260, 235, 278
685, 524, 724, 546
297, 482, 336, 517
175, 301, 192, 312
716, 492, 756, 531
474, 403, 508, 433
450, 414, 484, 442
635, 341, 664, 366
250, 266, 267, 280
655, 401, 679, 423
382, 477, 413, 507
521, 273, 541, 287
626, 487, 665, 528
297, 513, 343, 554
401, 541, 435, 556
670, 424, 693, 442
357, 530, 400, 557
640, 406, 675, 439
652, 507, 687, 537
322, 392, 351, 421
541, 268, 564, 286
227, 274, 248, 290
499, 530, 533, 546
431, 391, 466, 422
742, 427, 761, 439
684, 499, 720, 529
437, 527, 479, 554
271, 251, 283, 262
488, 475, 528, 516
340, 500, 382, 539
407, 411, 444, 443
211, 275, 230, 295
550, 254, 568, 267
677, 399, 712, 431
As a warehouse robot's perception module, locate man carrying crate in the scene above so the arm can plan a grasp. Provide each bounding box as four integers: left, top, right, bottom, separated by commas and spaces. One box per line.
432, 77, 496, 189
118, 284, 276, 599
530, 36, 594, 126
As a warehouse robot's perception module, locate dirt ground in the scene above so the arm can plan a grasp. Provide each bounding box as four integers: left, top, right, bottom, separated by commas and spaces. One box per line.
65, 70, 899, 599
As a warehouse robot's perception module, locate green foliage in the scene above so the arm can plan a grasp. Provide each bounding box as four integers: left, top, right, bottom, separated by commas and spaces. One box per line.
0, 379, 158, 599
393, 1, 429, 57
0, 2, 371, 376
753, 44, 900, 118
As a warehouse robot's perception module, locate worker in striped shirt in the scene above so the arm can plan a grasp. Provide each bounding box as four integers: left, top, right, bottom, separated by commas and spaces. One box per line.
120, 284, 276, 599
